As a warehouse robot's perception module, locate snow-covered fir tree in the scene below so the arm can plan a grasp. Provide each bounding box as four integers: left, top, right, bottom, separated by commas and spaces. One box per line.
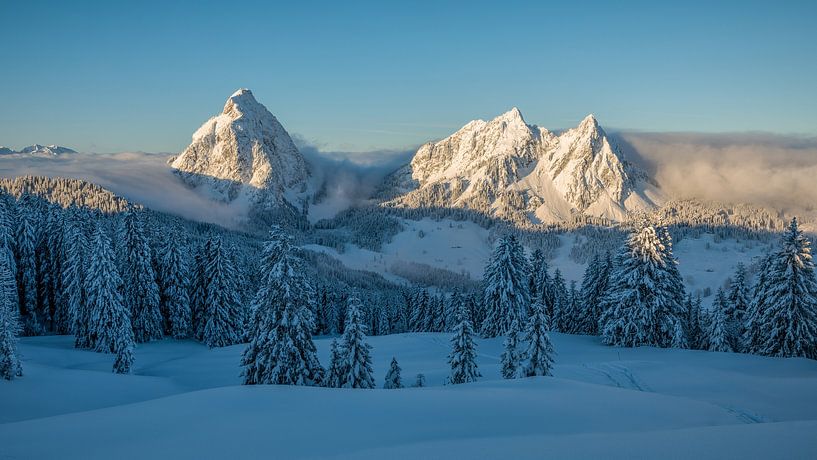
242, 229, 323, 386
86, 226, 136, 367
448, 305, 480, 384
410, 289, 429, 332
339, 296, 375, 389
599, 221, 687, 348
685, 294, 704, 350
324, 338, 344, 388
523, 296, 555, 377
159, 236, 192, 339
445, 290, 463, 333
0, 250, 22, 380
561, 280, 583, 334
578, 252, 612, 335
726, 262, 750, 350
120, 209, 163, 343
38, 205, 65, 332
550, 269, 568, 332
383, 357, 403, 389
500, 318, 522, 379
482, 235, 530, 337
15, 207, 39, 336
706, 288, 736, 352
201, 236, 243, 348
189, 238, 211, 341
62, 212, 90, 347
745, 253, 774, 353
746, 218, 817, 359
414, 373, 426, 387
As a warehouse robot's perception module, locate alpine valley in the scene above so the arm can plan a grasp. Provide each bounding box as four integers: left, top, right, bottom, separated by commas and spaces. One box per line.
1, 88, 816, 459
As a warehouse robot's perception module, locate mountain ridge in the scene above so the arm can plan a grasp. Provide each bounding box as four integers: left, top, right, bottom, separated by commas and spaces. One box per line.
382, 109, 662, 224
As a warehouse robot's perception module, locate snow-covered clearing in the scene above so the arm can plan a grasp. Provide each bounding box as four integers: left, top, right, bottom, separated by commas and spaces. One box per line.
306, 219, 770, 302
2, 333, 816, 459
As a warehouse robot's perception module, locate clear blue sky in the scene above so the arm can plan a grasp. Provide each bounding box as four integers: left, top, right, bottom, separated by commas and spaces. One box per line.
1, 0, 815, 153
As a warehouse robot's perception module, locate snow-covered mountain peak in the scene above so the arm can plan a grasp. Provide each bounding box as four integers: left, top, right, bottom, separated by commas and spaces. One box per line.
385, 110, 662, 224
1, 144, 78, 155
169, 89, 310, 208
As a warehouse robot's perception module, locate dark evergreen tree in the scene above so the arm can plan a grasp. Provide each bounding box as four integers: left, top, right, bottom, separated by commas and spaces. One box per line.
120, 209, 163, 343
86, 226, 135, 365
383, 357, 403, 389
500, 318, 522, 379
579, 252, 612, 335
15, 208, 39, 335
726, 262, 750, 350
523, 297, 555, 377
339, 297, 375, 389
190, 238, 211, 341
482, 235, 530, 337
550, 269, 568, 332
242, 229, 323, 386
599, 222, 687, 348
448, 305, 480, 384
324, 338, 344, 388
159, 236, 192, 339
746, 218, 817, 358
0, 249, 22, 380
706, 288, 735, 352
202, 236, 243, 348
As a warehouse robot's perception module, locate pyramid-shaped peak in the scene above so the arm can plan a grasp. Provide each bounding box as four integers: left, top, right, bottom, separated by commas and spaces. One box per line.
223, 88, 265, 115
494, 107, 526, 124
577, 113, 601, 131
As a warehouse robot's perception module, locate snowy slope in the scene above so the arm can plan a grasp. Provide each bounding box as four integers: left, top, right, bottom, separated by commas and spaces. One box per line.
169, 89, 310, 208
2, 334, 816, 459
385, 110, 661, 224
305, 218, 767, 303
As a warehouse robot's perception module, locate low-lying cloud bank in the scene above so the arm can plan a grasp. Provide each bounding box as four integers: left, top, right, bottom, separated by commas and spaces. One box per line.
614, 132, 817, 212
1, 131, 814, 225
0, 152, 247, 226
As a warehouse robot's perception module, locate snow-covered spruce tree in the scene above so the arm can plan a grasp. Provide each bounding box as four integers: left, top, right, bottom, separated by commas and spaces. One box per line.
658, 226, 689, 348
550, 269, 568, 332
120, 209, 163, 343
747, 218, 817, 358
410, 289, 429, 332
685, 294, 704, 350
62, 212, 90, 348
339, 296, 375, 389
15, 208, 40, 336
86, 226, 136, 367
726, 263, 750, 350
744, 253, 774, 353
562, 280, 583, 334
523, 296, 555, 377
159, 236, 191, 339
481, 235, 530, 337
324, 338, 344, 388
599, 221, 687, 348
0, 250, 22, 380
448, 305, 481, 384
528, 248, 548, 302
500, 318, 522, 379
37, 205, 65, 332
202, 236, 244, 348
414, 373, 426, 388
113, 339, 135, 374
241, 229, 323, 386
445, 290, 463, 332
579, 252, 612, 335
383, 357, 403, 389
189, 238, 211, 341
706, 288, 736, 352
